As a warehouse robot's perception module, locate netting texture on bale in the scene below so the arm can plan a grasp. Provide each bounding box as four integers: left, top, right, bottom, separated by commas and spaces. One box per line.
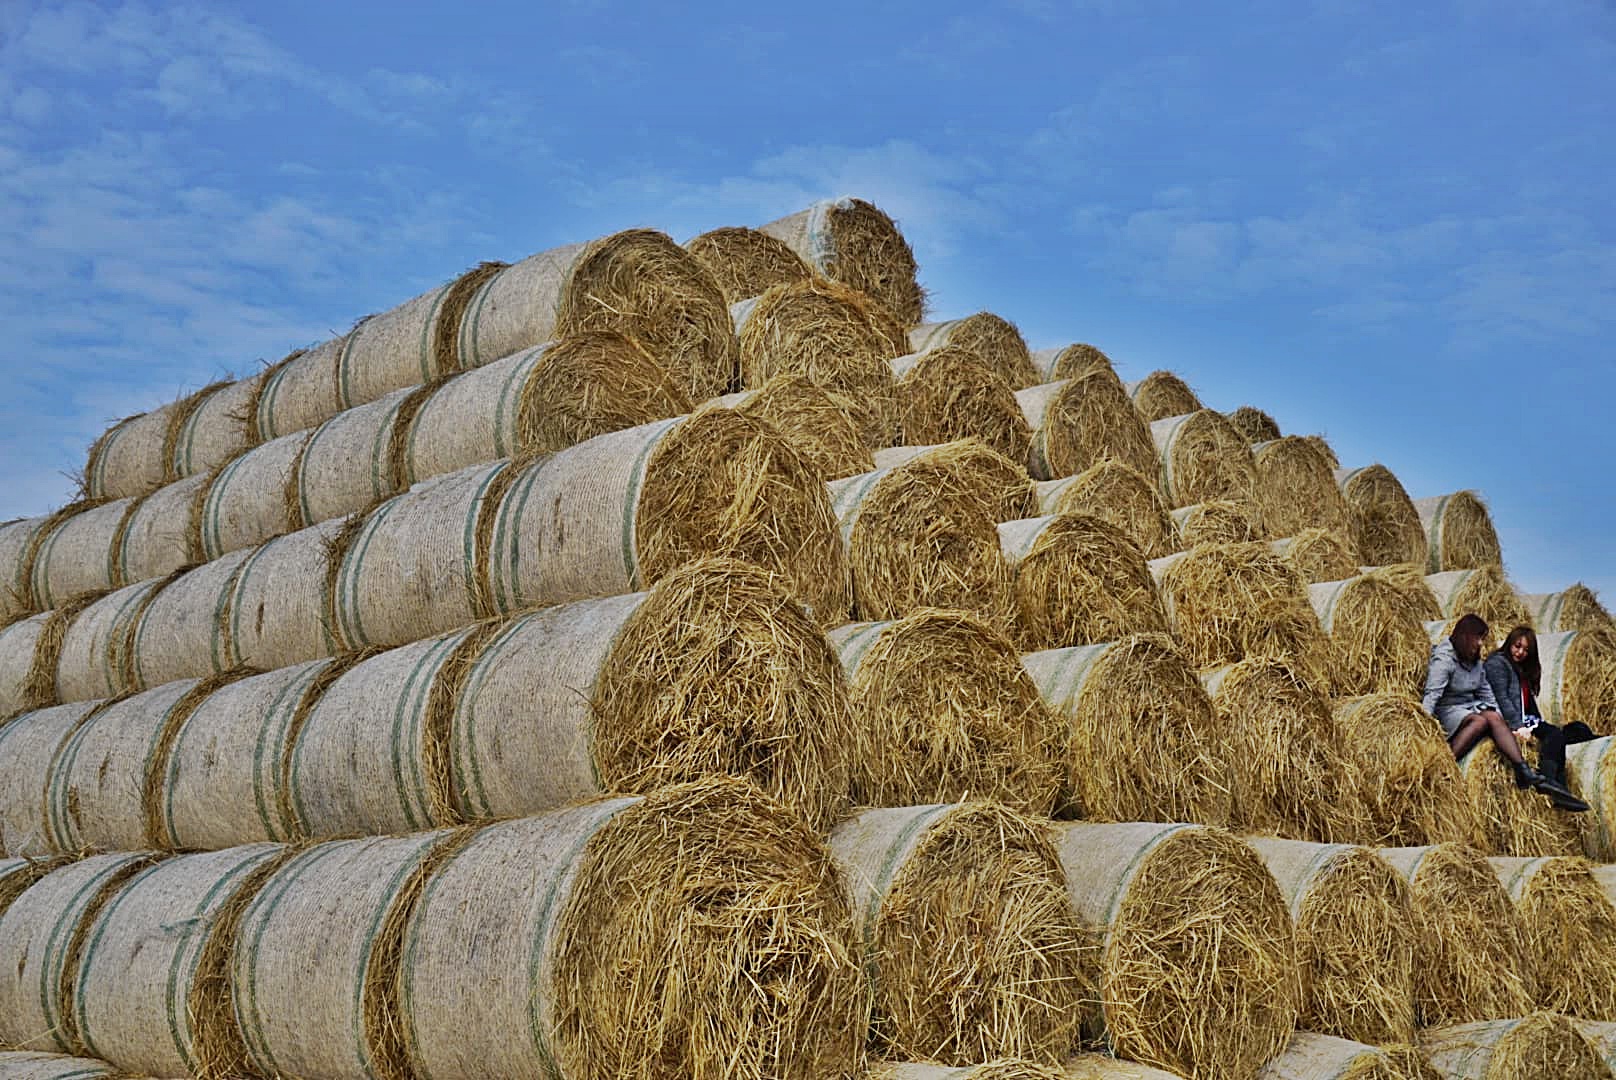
114, 473, 206, 586
223, 516, 345, 671
1152, 411, 1258, 510
1536, 630, 1616, 732
1335, 466, 1427, 568
84, 406, 172, 503
908, 314, 1039, 389
1415, 491, 1502, 574
0, 702, 100, 857
26, 500, 130, 612
1017, 374, 1158, 483
198, 429, 313, 561
1256, 1032, 1438, 1080
1036, 461, 1176, 560
0, 614, 47, 717
53, 579, 163, 705
0, 1050, 129, 1079
126, 547, 253, 691
1567, 736, 1616, 861
1528, 585, 1615, 635
760, 197, 925, 327
170, 372, 261, 482
891, 345, 1032, 463
998, 514, 1167, 649
291, 386, 411, 529
0, 518, 49, 627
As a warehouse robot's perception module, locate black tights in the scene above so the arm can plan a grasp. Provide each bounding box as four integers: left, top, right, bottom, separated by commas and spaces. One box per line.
1448, 710, 1525, 766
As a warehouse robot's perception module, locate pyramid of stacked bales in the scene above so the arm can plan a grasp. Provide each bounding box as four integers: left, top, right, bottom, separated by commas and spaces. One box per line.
1, 195, 1614, 1080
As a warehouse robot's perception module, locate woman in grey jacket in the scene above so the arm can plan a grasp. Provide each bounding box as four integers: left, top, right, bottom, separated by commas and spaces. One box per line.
1484, 626, 1591, 811
1422, 613, 1579, 804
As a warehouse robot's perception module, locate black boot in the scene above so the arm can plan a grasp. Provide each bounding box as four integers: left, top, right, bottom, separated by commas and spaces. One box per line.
1515, 760, 1587, 809
1512, 760, 1541, 789
1538, 760, 1591, 813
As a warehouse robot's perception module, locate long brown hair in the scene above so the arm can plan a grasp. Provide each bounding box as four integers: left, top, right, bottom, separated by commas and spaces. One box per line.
1503, 625, 1541, 694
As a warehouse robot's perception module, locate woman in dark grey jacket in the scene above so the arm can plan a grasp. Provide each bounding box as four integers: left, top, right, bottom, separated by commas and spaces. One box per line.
1484, 626, 1591, 811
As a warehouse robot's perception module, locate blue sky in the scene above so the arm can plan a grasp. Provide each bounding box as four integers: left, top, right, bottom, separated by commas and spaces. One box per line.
1, 0, 1612, 598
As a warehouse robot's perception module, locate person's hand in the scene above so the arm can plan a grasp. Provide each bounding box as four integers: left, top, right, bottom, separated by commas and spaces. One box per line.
1513, 727, 1533, 745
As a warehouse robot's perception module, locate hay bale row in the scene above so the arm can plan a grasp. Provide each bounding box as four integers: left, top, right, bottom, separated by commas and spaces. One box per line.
1419, 1014, 1609, 1080
1036, 461, 1176, 560
909, 313, 1039, 389
1019, 375, 1158, 483
760, 196, 924, 327
1415, 491, 1502, 573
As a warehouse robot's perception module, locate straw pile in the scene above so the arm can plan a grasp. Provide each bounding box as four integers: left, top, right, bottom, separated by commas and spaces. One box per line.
761, 196, 925, 326
1202, 658, 1344, 842
223, 517, 345, 672
1419, 1014, 1608, 1080
1018, 374, 1159, 482
1053, 821, 1300, 1080
456, 230, 738, 401
685, 224, 813, 302
0, 850, 162, 1053
1460, 741, 1585, 857
1335, 466, 1427, 567
198, 429, 313, 561
1252, 438, 1355, 544
1269, 529, 1361, 585
0, 613, 47, 717
1149, 543, 1332, 691
1129, 371, 1202, 423
829, 610, 1060, 813
72, 843, 290, 1080
231, 828, 471, 1080
1308, 575, 1431, 696
1257, 1033, 1438, 1080
113, 473, 206, 585
828, 442, 1025, 625
1424, 567, 1533, 643
1031, 342, 1116, 383
402, 778, 866, 1080
1153, 411, 1258, 509
1490, 855, 1616, 1019
0, 702, 101, 856
1332, 695, 1478, 849
488, 407, 851, 624
1024, 635, 1230, 826
1245, 839, 1416, 1044
715, 375, 875, 479
831, 802, 1096, 1065
870, 1065, 1068, 1079
25, 500, 130, 611
1536, 629, 1616, 731
735, 278, 899, 444
1036, 461, 1176, 560
452, 558, 855, 832
892, 345, 1032, 462
909, 314, 1039, 389
1172, 499, 1263, 548
125, 547, 253, 691
1228, 406, 1282, 443
1415, 491, 1502, 573
1529, 585, 1616, 635
1376, 844, 1535, 1027
999, 514, 1168, 649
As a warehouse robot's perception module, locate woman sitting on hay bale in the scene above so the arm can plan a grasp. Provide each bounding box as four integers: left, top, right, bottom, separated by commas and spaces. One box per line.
1424, 613, 1584, 809
1486, 625, 1595, 811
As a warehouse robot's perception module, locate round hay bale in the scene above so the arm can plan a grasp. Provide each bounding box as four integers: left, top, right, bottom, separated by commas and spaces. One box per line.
0, 614, 48, 717
909, 314, 1038, 389
1335, 466, 1426, 567
254, 335, 350, 442
326, 272, 480, 414
198, 429, 313, 561
457, 231, 737, 400
1528, 585, 1616, 635
829, 610, 1060, 813
715, 374, 875, 479
1566, 737, 1616, 861
27, 500, 130, 611
831, 802, 1096, 1065
72, 843, 290, 1079
84, 407, 172, 503
1536, 629, 1616, 731
870, 1063, 1069, 1079
999, 514, 1168, 649
735, 278, 899, 444
0, 517, 50, 626
1065, 1056, 1195, 1080
170, 370, 262, 482
1152, 411, 1258, 510
1227, 406, 1282, 444
114, 473, 206, 586
292, 387, 411, 529
828, 443, 1019, 625
1036, 460, 1176, 560
126, 547, 253, 690
892, 345, 1032, 462
1490, 855, 1616, 1018
452, 558, 853, 831
1253, 438, 1355, 545
684, 224, 813, 302
1149, 543, 1332, 690
1202, 658, 1344, 842
332, 461, 512, 652
1245, 839, 1416, 1044
53, 579, 165, 705
288, 625, 478, 840
44, 675, 239, 853
1414, 491, 1501, 573
394, 344, 540, 485
0, 701, 101, 857
1256, 1033, 1437, 1080
1172, 499, 1263, 548
16, 593, 108, 714
1305, 435, 1341, 470
0, 850, 162, 1053
1269, 529, 1360, 585
872, 441, 1037, 521
1308, 575, 1431, 697
488, 408, 851, 625
1053, 821, 1300, 1080
1425, 567, 1532, 644
1461, 741, 1585, 857
231, 828, 470, 1080
403, 778, 863, 1079
1023, 635, 1229, 826
1377, 844, 1535, 1026
1419, 1013, 1608, 1080
222, 517, 345, 672
760, 196, 924, 326
1331, 695, 1477, 849
1031, 342, 1117, 383
1362, 563, 1443, 621
1128, 371, 1201, 423
1017, 374, 1159, 482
